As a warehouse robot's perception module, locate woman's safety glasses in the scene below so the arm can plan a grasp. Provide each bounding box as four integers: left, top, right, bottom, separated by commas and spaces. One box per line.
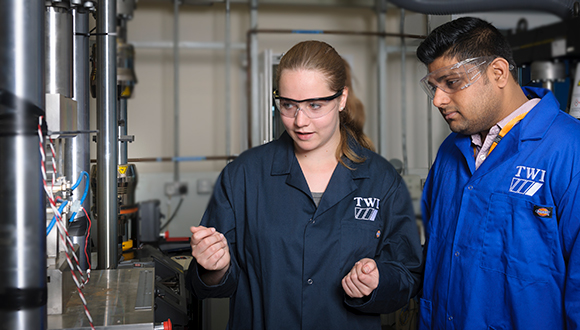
273, 89, 343, 119
420, 56, 495, 99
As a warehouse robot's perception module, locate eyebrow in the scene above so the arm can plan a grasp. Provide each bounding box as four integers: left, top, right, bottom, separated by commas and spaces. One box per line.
278, 96, 329, 102
276, 89, 343, 103
434, 71, 463, 83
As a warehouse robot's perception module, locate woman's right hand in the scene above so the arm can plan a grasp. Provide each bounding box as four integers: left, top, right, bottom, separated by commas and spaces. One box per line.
190, 226, 231, 285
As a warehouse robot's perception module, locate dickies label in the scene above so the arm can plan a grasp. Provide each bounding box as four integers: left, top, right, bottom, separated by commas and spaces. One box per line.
533, 206, 552, 218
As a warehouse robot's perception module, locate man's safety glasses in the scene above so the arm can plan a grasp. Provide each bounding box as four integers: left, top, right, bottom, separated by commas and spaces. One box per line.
420, 56, 495, 99
273, 89, 343, 119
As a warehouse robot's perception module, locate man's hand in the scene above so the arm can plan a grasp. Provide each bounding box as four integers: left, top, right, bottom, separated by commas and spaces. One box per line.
190, 226, 230, 284
341, 258, 379, 298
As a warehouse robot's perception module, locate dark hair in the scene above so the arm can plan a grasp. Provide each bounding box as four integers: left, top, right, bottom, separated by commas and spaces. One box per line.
276, 40, 374, 167
416, 17, 517, 81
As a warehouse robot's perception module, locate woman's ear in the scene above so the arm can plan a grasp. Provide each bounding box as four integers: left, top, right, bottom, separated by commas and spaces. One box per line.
340, 86, 349, 111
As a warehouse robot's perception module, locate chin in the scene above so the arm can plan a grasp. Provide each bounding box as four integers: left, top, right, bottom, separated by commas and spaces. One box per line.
294, 141, 318, 153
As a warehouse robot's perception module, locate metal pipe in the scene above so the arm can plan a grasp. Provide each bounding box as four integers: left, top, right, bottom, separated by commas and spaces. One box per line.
400, 9, 408, 175
91, 155, 237, 163
46, 5, 73, 98
118, 20, 128, 165
247, 28, 425, 39
118, 99, 128, 164
96, 0, 119, 270
249, 0, 259, 148
225, 0, 232, 156
131, 41, 246, 50
67, 5, 91, 271
173, 0, 180, 182
376, 0, 388, 156
0, 0, 46, 328
388, 0, 574, 19
426, 15, 433, 168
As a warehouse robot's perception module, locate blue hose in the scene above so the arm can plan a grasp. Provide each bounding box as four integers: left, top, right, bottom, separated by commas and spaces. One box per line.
46, 200, 68, 236
69, 171, 89, 222
46, 171, 90, 236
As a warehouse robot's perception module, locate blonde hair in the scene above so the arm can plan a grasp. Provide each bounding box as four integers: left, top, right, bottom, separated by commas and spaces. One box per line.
276, 40, 374, 168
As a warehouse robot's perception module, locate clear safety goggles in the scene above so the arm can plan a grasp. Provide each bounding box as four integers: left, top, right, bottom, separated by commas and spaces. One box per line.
420, 56, 495, 99
273, 89, 343, 119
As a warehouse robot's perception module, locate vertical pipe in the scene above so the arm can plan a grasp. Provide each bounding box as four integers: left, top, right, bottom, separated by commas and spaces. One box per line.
118, 99, 128, 164
173, 0, 180, 182
68, 5, 91, 271
0, 1, 46, 329
250, 0, 259, 147
45, 4, 72, 236
46, 5, 73, 98
376, 0, 387, 156
426, 15, 433, 168
97, 0, 118, 270
225, 0, 232, 156
118, 20, 128, 165
543, 80, 555, 92
400, 9, 408, 175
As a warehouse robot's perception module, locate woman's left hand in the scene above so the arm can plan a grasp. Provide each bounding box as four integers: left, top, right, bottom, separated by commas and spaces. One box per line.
341, 258, 379, 298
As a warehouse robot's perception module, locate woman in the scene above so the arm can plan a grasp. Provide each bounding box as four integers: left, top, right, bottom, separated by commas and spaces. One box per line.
187, 40, 423, 329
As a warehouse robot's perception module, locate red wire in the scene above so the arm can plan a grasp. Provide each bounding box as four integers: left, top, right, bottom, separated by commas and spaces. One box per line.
39, 117, 95, 330
82, 207, 92, 271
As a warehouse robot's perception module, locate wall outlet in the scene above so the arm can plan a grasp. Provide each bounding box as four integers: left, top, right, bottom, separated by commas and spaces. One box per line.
165, 181, 188, 197
196, 178, 214, 195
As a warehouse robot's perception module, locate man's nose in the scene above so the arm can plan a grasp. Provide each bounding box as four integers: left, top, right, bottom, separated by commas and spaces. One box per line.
432, 87, 450, 108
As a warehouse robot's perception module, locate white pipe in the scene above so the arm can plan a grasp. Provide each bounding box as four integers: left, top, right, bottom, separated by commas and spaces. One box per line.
250, 0, 259, 147
426, 14, 433, 168
173, 0, 180, 182
131, 41, 246, 50
400, 9, 408, 175
376, 0, 387, 156
225, 0, 232, 156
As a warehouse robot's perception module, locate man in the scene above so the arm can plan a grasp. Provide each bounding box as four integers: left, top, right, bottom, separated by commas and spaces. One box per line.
417, 17, 580, 329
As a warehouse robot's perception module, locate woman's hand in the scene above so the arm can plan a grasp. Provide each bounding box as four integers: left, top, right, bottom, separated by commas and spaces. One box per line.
190, 226, 231, 285
341, 258, 379, 298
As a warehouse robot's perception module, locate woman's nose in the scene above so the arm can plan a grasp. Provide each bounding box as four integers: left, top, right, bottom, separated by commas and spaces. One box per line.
294, 107, 309, 126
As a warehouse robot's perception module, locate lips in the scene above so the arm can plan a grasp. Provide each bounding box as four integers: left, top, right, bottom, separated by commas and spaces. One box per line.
445, 112, 457, 120
440, 109, 458, 121
294, 131, 314, 140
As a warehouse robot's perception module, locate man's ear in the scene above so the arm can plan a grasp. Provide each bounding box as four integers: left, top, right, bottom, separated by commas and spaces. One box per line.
491, 57, 512, 89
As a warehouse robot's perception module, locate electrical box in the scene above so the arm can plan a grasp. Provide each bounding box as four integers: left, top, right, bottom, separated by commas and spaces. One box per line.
139, 200, 161, 243
165, 181, 188, 197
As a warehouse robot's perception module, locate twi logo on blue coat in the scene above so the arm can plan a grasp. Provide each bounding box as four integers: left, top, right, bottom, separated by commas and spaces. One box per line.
509, 165, 546, 197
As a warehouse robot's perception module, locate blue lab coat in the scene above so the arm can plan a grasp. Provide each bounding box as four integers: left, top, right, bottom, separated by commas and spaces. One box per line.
187, 132, 423, 330
420, 87, 580, 329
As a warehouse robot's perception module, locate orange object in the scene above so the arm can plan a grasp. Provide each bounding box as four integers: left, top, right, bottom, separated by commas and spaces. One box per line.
119, 206, 139, 215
